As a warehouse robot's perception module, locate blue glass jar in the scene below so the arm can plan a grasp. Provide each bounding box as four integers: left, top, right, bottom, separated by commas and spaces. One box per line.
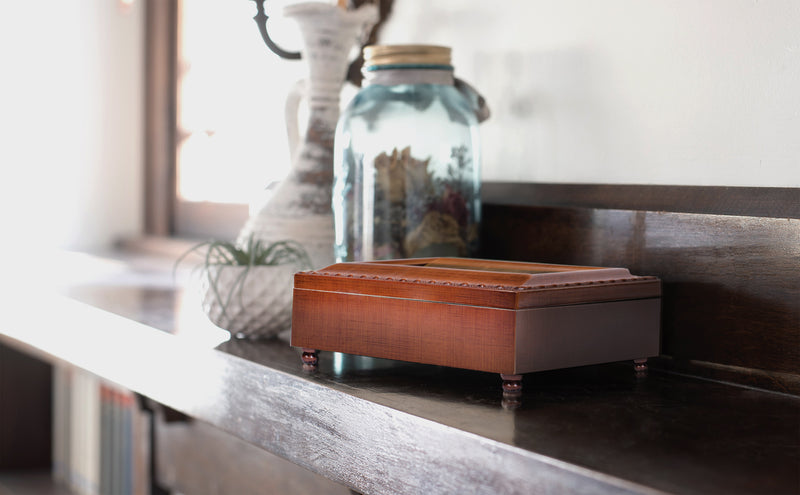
333, 45, 487, 262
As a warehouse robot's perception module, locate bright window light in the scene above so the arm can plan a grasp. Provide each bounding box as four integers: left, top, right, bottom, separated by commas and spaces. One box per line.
177, 0, 306, 204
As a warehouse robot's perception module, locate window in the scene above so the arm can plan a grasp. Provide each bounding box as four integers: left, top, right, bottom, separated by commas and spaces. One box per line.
147, 0, 305, 240
145, 0, 389, 240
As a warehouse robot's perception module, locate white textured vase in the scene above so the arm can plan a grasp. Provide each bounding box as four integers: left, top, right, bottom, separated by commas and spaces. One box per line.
200, 265, 298, 340
237, 3, 379, 270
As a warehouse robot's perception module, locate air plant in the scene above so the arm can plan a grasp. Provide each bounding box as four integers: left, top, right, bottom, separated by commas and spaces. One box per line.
176, 235, 312, 324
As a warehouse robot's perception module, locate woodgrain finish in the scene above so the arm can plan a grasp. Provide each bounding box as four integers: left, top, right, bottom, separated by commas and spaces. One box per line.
2, 270, 798, 494
292, 258, 661, 375
0, 293, 664, 495
292, 288, 518, 373
514, 299, 661, 373
482, 200, 800, 394
483, 182, 800, 218
153, 406, 350, 495
295, 258, 659, 309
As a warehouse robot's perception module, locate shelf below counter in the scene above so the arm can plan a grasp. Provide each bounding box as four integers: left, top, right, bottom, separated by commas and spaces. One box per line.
1, 255, 798, 495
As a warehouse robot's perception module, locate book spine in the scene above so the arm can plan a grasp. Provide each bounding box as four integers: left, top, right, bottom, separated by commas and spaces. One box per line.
53, 370, 150, 495
66, 369, 101, 495
52, 365, 70, 486
68, 368, 83, 494
85, 372, 101, 495
110, 388, 121, 495
131, 394, 150, 495
100, 385, 111, 495
122, 392, 133, 495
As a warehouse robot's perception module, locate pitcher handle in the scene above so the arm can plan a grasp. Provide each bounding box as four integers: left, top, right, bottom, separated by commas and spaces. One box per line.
285, 79, 306, 164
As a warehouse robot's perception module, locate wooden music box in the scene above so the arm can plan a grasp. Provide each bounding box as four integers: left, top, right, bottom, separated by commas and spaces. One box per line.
291, 258, 661, 398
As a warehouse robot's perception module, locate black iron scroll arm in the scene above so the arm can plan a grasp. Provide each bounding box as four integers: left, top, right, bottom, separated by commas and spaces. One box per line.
251, 0, 301, 60
251, 0, 394, 86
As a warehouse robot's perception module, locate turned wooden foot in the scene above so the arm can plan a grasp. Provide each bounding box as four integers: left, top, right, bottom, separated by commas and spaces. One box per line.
500, 374, 523, 409
301, 348, 319, 371
501, 374, 523, 394
634, 358, 648, 373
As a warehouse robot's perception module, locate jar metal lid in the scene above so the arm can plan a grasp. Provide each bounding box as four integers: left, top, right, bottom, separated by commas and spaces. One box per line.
363, 44, 452, 68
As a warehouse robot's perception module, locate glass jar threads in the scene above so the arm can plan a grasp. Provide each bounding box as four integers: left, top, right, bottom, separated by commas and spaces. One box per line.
333, 44, 487, 262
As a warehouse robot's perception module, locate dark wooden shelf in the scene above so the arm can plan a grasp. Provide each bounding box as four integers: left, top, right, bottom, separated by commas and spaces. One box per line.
2, 251, 798, 494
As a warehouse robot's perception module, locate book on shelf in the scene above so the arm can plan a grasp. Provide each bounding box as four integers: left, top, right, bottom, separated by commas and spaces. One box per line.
52, 365, 150, 495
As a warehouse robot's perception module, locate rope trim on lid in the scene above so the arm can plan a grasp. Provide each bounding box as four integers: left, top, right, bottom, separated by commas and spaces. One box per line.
301, 270, 659, 292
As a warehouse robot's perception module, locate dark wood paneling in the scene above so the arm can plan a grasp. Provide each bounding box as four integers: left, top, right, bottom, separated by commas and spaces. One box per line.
484, 182, 800, 219
481, 185, 800, 394
0, 344, 52, 469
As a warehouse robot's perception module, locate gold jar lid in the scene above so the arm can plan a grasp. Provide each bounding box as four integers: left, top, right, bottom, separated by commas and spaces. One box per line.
363, 44, 452, 68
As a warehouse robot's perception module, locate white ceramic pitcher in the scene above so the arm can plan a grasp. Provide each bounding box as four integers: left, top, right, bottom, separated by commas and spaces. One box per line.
238, 2, 379, 270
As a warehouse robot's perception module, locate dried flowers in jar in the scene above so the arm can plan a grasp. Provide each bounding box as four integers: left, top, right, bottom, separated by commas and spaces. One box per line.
333, 44, 488, 262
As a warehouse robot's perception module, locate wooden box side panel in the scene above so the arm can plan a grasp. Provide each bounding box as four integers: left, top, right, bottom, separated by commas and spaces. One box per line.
291, 289, 518, 374
514, 299, 661, 374
294, 273, 519, 309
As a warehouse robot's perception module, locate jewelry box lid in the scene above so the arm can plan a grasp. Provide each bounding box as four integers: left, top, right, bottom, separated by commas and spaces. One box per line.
293, 258, 661, 310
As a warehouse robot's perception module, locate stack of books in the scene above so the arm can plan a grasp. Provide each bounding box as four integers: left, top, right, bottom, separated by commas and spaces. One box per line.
52, 366, 150, 495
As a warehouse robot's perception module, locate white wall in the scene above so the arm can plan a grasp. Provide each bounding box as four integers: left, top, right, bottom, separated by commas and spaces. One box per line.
0, 1, 795, 259
380, 0, 800, 186
0, 1, 144, 253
